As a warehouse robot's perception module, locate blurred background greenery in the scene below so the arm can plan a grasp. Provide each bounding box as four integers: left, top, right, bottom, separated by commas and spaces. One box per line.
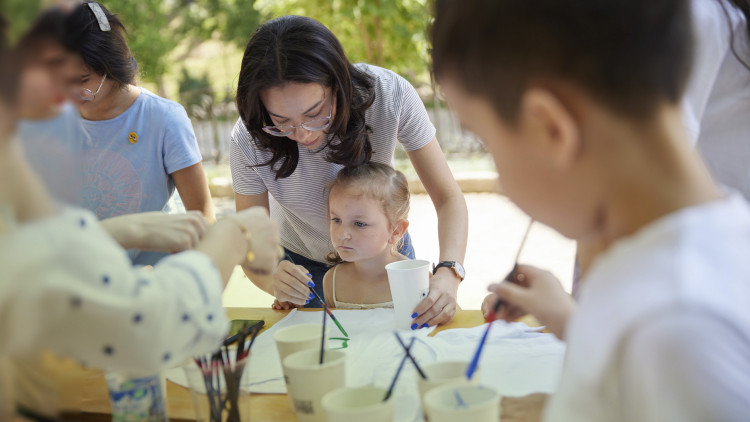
2, 0, 492, 169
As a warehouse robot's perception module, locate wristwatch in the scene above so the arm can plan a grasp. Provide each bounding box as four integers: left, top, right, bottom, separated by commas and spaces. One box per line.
432, 261, 466, 281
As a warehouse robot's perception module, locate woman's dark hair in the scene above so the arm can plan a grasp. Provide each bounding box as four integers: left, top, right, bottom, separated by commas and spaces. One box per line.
63, 1, 137, 88
432, 0, 693, 123
236, 15, 375, 179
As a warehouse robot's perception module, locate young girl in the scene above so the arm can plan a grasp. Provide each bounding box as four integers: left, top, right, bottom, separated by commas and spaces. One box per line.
63, 2, 214, 265
322, 163, 410, 309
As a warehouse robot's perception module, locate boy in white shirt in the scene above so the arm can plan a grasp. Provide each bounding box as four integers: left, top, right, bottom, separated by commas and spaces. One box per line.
0, 23, 280, 419
432, 0, 750, 421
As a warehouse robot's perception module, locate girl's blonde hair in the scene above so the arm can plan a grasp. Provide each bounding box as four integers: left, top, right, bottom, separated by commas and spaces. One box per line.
326, 162, 410, 265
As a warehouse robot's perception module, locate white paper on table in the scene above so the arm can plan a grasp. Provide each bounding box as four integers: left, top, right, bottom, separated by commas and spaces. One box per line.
166, 309, 566, 422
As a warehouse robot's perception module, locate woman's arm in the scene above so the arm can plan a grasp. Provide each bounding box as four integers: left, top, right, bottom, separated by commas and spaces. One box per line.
172, 162, 216, 223
235, 191, 313, 305
407, 138, 469, 326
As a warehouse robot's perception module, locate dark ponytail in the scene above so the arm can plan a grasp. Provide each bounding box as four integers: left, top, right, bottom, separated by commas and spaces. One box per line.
63, 1, 137, 88
728, 0, 750, 39
721, 0, 750, 71
236, 16, 375, 179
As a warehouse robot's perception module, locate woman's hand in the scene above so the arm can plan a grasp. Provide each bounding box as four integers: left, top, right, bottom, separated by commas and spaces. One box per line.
487, 265, 575, 340
101, 211, 209, 252
272, 299, 306, 310
267, 260, 314, 306
412, 269, 460, 327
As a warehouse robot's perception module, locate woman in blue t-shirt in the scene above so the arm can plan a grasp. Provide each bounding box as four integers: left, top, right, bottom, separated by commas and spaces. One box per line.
62, 2, 214, 231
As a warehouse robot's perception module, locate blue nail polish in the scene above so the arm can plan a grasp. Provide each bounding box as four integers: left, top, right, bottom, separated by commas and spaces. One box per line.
308, 292, 314, 299
421, 323, 429, 328
307, 281, 315, 287
305, 299, 310, 304
411, 323, 418, 330
306, 273, 313, 278
411, 312, 418, 319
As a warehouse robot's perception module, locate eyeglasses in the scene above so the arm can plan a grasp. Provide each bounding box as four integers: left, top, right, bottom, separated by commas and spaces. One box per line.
80, 74, 106, 101
262, 101, 333, 137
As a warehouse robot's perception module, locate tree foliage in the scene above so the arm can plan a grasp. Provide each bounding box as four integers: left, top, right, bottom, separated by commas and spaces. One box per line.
256, 0, 431, 83
101, 0, 261, 89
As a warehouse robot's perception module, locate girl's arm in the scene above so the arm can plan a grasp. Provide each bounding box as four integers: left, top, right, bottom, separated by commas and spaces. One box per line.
172, 162, 216, 223
323, 268, 336, 308
407, 138, 469, 326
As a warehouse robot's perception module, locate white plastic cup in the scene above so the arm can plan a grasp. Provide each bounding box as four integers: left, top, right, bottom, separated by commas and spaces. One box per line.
417, 361, 478, 412
273, 323, 330, 362
105, 371, 167, 422
321, 386, 394, 422
283, 349, 346, 422
423, 383, 500, 422
385, 259, 431, 330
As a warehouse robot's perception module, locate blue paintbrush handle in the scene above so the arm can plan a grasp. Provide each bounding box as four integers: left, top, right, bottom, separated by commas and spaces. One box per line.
466, 321, 492, 380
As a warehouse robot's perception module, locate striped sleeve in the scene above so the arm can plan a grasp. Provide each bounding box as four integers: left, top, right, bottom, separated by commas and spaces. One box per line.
394, 73, 436, 151
230, 119, 268, 196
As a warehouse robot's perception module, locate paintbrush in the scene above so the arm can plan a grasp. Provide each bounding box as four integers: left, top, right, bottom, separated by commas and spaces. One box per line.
283, 252, 350, 337
307, 280, 350, 337
383, 337, 416, 401
320, 300, 328, 365
466, 220, 534, 380
394, 332, 427, 379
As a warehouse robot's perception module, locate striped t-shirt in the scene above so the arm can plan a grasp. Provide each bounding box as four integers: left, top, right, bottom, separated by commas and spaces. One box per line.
230, 64, 436, 263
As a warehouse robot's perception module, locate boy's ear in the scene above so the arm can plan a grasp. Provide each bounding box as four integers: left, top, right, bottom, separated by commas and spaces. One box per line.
389, 219, 409, 245
520, 88, 580, 168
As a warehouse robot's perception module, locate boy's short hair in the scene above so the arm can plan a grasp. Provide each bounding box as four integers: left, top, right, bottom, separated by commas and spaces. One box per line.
431, 0, 694, 123
0, 14, 20, 106
16, 7, 67, 66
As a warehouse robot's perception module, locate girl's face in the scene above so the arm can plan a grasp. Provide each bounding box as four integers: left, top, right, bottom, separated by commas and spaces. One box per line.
260, 82, 336, 150
329, 186, 395, 262
72, 57, 118, 113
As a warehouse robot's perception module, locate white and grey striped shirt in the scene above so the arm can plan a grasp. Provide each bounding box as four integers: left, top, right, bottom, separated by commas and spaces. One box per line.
230, 64, 435, 263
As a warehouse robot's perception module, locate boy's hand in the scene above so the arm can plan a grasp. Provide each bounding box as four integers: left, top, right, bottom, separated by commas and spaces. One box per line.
232, 206, 280, 276
487, 265, 575, 340
482, 293, 527, 322
501, 393, 548, 422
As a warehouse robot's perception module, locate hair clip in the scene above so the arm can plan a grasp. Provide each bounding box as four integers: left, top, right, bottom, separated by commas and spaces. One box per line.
87, 2, 111, 32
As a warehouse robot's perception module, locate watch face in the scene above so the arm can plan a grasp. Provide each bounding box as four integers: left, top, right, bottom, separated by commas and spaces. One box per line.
455, 262, 466, 279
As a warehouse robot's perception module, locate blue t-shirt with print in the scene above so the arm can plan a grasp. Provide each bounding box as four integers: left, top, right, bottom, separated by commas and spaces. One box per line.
79, 88, 201, 220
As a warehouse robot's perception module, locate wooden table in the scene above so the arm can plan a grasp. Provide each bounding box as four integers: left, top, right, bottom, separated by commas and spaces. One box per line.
74, 308, 537, 421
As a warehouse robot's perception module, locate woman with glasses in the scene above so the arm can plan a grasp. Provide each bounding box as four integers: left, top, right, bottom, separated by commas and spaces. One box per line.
231, 16, 468, 327
62, 2, 215, 265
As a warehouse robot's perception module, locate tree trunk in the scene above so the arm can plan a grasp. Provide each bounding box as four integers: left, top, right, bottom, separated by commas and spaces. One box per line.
358, 20, 373, 63
374, 0, 384, 66
156, 75, 168, 99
